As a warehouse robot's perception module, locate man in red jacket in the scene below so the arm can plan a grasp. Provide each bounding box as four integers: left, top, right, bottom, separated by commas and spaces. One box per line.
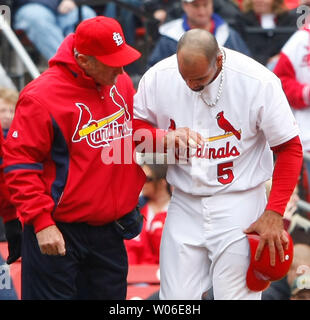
3, 16, 146, 300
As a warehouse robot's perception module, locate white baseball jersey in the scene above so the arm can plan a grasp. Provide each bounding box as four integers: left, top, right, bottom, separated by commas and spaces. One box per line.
134, 48, 299, 196
281, 27, 310, 151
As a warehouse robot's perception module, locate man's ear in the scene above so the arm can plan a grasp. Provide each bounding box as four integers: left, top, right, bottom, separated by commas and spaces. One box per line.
216, 53, 223, 69
75, 53, 91, 68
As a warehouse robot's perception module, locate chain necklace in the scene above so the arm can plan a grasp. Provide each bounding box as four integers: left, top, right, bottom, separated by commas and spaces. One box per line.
199, 49, 226, 108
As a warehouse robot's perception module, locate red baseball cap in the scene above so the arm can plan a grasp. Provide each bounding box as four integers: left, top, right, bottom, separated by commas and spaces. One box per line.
74, 16, 141, 67
246, 231, 294, 292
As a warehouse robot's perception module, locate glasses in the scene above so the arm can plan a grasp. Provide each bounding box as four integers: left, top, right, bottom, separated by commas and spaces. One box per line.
145, 176, 154, 183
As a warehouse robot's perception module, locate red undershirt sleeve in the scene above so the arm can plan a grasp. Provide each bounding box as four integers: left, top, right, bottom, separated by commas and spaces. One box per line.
266, 135, 303, 215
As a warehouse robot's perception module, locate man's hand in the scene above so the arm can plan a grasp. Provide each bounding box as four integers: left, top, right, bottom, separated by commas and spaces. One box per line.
163, 127, 205, 151
244, 210, 289, 266
4, 219, 22, 264
58, 0, 76, 14
36, 225, 66, 256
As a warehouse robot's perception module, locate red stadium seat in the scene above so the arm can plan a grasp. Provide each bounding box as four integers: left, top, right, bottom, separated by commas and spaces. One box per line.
127, 264, 160, 300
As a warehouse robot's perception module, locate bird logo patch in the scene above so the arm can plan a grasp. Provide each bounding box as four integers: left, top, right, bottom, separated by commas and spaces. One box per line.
216, 111, 241, 141
191, 111, 241, 160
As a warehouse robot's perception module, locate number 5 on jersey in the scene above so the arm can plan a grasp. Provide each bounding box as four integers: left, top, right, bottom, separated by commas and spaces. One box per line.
217, 161, 234, 184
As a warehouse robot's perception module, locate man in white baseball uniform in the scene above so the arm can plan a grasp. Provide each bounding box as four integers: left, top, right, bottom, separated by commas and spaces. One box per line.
133, 29, 303, 300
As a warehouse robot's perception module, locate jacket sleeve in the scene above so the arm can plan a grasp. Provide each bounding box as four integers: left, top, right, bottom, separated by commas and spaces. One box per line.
273, 52, 309, 110
133, 73, 168, 153
133, 119, 167, 153
0, 126, 17, 223
3, 94, 56, 233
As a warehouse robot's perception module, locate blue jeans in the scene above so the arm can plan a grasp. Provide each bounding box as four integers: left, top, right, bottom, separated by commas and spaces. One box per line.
14, 3, 96, 60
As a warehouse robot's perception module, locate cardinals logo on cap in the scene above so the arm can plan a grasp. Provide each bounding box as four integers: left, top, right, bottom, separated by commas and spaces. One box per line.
113, 32, 123, 46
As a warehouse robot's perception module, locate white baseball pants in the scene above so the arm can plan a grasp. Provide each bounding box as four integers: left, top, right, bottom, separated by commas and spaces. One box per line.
159, 184, 267, 300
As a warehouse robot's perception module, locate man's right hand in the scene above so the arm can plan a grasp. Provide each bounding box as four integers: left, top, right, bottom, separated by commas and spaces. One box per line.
36, 225, 66, 256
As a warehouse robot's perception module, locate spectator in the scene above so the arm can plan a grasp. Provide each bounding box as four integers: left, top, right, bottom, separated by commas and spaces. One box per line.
290, 273, 310, 299
273, 22, 310, 190
262, 241, 310, 299
0, 87, 19, 243
0, 122, 21, 301
288, 239, 310, 297
13, 0, 97, 61
125, 163, 171, 264
3, 16, 146, 300
0, 122, 22, 264
234, 0, 298, 69
147, 0, 250, 68
143, 0, 243, 26
0, 87, 19, 138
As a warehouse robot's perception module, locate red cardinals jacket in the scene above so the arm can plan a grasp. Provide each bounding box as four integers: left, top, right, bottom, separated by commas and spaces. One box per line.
0, 125, 17, 223
3, 34, 145, 233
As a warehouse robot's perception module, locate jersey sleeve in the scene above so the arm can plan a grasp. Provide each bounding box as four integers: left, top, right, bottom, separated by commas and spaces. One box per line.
134, 72, 158, 126
256, 78, 300, 147
3, 94, 56, 233
133, 73, 168, 153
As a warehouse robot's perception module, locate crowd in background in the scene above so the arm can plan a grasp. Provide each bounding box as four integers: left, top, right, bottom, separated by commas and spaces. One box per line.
0, 0, 310, 300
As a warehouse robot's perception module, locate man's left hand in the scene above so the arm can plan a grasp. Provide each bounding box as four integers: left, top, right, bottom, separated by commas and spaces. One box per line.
244, 210, 289, 266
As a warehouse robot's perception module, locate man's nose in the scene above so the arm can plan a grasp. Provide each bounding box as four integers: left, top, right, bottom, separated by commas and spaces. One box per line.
196, 5, 208, 15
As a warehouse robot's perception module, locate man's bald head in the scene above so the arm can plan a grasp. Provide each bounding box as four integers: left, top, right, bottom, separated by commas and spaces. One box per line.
176, 29, 223, 92
177, 29, 220, 67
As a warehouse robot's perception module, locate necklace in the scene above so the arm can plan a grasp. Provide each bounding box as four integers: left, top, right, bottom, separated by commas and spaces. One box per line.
200, 49, 226, 108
